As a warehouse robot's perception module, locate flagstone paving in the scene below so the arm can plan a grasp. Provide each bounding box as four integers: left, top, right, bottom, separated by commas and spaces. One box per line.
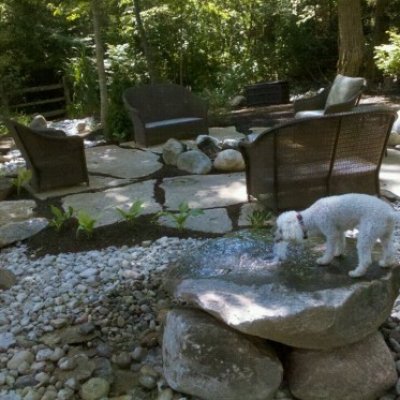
62, 180, 161, 227
85, 145, 162, 178
160, 173, 247, 210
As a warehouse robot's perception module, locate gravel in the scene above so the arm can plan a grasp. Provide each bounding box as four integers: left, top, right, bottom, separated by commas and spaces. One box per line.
0, 237, 205, 399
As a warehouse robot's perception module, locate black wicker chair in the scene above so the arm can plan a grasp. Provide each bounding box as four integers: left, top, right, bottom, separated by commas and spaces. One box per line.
123, 83, 209, 147
5, 119, 89, 192
239, 106, 396, 211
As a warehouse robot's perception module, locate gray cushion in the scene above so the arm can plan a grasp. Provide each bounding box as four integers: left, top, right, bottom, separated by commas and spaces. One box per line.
295, 110, 325, 119
325, 74, 365, 110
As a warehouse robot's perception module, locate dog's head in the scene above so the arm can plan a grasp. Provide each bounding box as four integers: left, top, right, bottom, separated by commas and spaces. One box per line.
275, 211, 305, 242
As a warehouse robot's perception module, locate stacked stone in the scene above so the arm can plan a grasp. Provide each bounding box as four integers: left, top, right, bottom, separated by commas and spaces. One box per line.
163, 236, 400, 400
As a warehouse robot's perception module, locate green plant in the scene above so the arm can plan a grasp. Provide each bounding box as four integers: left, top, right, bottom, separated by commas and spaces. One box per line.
247, 209, 272, 230
159, 201, 204, 231
76, 211, 97, 238
116, 200, 144, 222
48, 205, 74, 232
11, 168, 32, 195
375, 30, 400, 77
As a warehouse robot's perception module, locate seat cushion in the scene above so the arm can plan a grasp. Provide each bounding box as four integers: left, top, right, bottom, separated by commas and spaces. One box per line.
145, 117, 203, 129
325, 74, 365, 109
295, 110, 325, 119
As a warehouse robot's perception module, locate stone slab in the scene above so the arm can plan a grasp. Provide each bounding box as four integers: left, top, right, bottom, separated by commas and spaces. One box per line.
166, 235, 400, 350
158, 208, 232, 234
238, 203, 273, 227
0, 218, 48, 248
85, 145, 162, 178
161, 173, 247, 210
0, 200, 36, 225
62, 180, 161, 227
31, 176, 131, 200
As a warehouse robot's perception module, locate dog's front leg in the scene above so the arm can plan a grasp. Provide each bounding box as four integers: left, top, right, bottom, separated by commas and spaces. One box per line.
317, 231, 341, 265
316, 234, 337, 265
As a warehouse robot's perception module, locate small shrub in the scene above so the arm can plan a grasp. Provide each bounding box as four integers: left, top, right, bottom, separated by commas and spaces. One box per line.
247, 208, 272, 230
11, 168, 32, 195
159, 201, 204, 231
49, 205, 74, 232
76, 211, 97, 238
375, 30, 400, 78
116, 200, 144, 223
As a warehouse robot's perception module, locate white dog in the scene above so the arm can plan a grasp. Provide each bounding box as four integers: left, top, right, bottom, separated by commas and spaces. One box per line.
274, 193, 399, 278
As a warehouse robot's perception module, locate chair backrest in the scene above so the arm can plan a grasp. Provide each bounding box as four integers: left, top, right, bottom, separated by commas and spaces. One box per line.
325, 74, 366, 110
123, 83, 206, 123
240, 106, 396, 210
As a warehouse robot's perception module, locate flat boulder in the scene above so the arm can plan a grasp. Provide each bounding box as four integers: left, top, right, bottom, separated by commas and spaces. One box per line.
163, 308, 282, 400
165, 236, 400, 349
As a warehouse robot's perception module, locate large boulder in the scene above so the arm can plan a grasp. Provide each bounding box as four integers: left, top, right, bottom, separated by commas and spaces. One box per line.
196, 135, 221, 160
288, 332, 397, 400
162, 138, 185, 166
165, 235, 400, 350
213, 149, 245, 171
163, 308, 283, 400
176, 150, 212, 174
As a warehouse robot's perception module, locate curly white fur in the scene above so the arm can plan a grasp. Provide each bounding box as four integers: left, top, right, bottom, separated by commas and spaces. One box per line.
274, 194, 399, 278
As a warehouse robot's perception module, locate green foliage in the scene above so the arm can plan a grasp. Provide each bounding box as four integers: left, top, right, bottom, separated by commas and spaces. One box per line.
375, 30, 400, 77
247, 208, 272, 230
76, 211, 97, 238
159, 201, 204, 231
116, 200, 144, 222
11, 168, 32, 195
65, 45, 100, 117
48, 205, 74, 232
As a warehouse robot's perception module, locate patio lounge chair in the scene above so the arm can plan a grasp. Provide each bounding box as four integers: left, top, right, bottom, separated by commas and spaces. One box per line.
239, 106, 396, 211
5, 119, 89, 192
294, 74, 367, 118
123, 83, 209, 147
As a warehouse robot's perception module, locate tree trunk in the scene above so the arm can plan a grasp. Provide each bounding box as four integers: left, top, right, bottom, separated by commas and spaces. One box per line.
91, 0, 109, 138
133, 0, 159, 83
337, 0, 364, 76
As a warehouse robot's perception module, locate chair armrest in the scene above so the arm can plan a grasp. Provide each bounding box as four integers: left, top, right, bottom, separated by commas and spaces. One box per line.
293, 88, 329, 112
324, 93, 361, 114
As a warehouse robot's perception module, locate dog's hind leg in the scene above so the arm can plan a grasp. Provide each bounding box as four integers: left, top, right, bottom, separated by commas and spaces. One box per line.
379, 230, 396, 268
348, 232, 375, 278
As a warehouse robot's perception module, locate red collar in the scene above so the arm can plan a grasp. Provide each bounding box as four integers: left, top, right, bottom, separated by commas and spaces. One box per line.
296, 213, 308, 239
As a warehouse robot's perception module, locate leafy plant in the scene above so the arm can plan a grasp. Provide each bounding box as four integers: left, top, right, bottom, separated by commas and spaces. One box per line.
375, 30, 400, 77
48, 205, 74, 232
11, 168, 32, 195
247, 209, 272, 230
116, 200, 144, 223
159, 201, 204, 231
76, 211, 97, 238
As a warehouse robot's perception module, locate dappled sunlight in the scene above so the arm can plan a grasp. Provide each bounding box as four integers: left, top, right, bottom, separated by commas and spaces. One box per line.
198, 291, 288, 324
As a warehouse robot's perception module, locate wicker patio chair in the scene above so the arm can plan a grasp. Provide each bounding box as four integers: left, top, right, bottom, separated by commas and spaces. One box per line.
294, 74, 367, 118
239, 106, 396, 211
123, 83, 209, 147
5, 119, 89, 192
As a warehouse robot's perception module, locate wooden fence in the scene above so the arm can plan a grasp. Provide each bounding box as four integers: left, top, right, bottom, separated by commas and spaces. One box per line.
2, 78, 70, 119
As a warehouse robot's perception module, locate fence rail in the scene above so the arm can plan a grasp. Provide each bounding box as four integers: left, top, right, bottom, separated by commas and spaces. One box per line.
3, 79, 70, 119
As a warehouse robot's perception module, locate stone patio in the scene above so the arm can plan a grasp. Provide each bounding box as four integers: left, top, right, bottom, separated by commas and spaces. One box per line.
2, 125, 400, 246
